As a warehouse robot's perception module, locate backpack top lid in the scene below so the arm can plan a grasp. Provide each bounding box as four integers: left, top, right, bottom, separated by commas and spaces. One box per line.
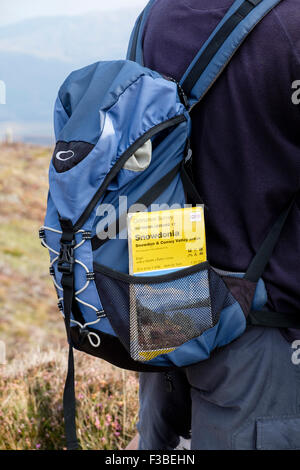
127, 0, 284, 108
50, 60, 187, 227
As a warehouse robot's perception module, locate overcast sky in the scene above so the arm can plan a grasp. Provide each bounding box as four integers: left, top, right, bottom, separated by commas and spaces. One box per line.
0, 0, 148, 26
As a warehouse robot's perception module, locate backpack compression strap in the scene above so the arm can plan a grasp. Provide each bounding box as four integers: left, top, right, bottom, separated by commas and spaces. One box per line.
58, 219, 80, 450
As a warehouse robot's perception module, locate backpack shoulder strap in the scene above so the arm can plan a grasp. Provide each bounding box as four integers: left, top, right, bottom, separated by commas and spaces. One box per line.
127, 0, 157, 64
127, 0, 283, 108
180, 0, 283, 107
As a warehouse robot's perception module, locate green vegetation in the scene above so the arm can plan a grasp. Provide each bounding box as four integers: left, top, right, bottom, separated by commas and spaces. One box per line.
0, 350, 138, 450
0, 143, 139, 450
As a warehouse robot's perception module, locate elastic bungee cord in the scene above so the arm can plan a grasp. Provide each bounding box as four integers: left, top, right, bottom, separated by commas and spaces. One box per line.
40, 226, 104, 348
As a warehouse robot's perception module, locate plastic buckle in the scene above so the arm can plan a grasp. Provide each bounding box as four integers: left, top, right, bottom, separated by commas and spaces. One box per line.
57, 239, 76, 275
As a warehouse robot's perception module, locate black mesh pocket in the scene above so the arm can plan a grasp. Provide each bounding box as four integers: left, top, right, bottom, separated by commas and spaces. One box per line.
130, 269, 214, 361
94, 262, 233, 362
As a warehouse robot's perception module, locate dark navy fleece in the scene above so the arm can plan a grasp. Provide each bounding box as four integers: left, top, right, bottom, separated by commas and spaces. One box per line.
142, 0, 300, 335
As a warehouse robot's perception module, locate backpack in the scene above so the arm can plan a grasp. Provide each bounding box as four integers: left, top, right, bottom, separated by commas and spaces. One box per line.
41, 0, 299, 450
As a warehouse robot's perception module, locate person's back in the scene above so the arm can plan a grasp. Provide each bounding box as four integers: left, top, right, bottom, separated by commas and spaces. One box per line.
138, 0, 300, 450
143, 0, 300, 317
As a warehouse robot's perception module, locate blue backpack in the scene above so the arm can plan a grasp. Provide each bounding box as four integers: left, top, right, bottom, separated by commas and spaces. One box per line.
41, 0, 297, 450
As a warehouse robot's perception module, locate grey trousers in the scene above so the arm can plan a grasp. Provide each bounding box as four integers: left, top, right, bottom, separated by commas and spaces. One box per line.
138, 326, 300, 450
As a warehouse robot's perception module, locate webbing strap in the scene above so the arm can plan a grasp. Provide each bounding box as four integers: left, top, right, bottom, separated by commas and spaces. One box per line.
63, 345, 78, 450
127, 1, 283, 108
128, 11, 144, 62
59, 219, 79, 451
180, 159, 205, 206
180, 0, 284, 107
244, 194, 298, 283
181, 0, 264, 97
127, 0, 156, 64
248, 309, 300, 328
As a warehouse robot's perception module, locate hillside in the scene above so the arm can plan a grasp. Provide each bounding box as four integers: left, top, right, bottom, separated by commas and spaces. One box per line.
0, 9, 140, 143
0, 143, 139, 450
0, 10, 138, 63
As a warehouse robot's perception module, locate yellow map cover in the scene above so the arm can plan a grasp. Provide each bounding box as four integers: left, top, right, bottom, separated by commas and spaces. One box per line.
128, 206, 207, 276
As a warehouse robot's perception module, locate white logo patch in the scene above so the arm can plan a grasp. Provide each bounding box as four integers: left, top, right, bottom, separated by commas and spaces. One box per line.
56, 150, 75, 161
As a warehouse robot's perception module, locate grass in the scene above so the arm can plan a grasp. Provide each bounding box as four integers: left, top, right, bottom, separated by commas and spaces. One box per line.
0, 143, 140, 450
0, 349, 139, 450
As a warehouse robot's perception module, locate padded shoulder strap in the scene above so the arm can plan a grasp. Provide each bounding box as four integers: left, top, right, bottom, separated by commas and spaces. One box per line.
127, 0, 157, 64
127, 1, 283, 107
180, 0, 283, 108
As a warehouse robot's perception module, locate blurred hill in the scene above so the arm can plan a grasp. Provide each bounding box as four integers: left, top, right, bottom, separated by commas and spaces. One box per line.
0, 11, 138, 63
0, 9, 139, 144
